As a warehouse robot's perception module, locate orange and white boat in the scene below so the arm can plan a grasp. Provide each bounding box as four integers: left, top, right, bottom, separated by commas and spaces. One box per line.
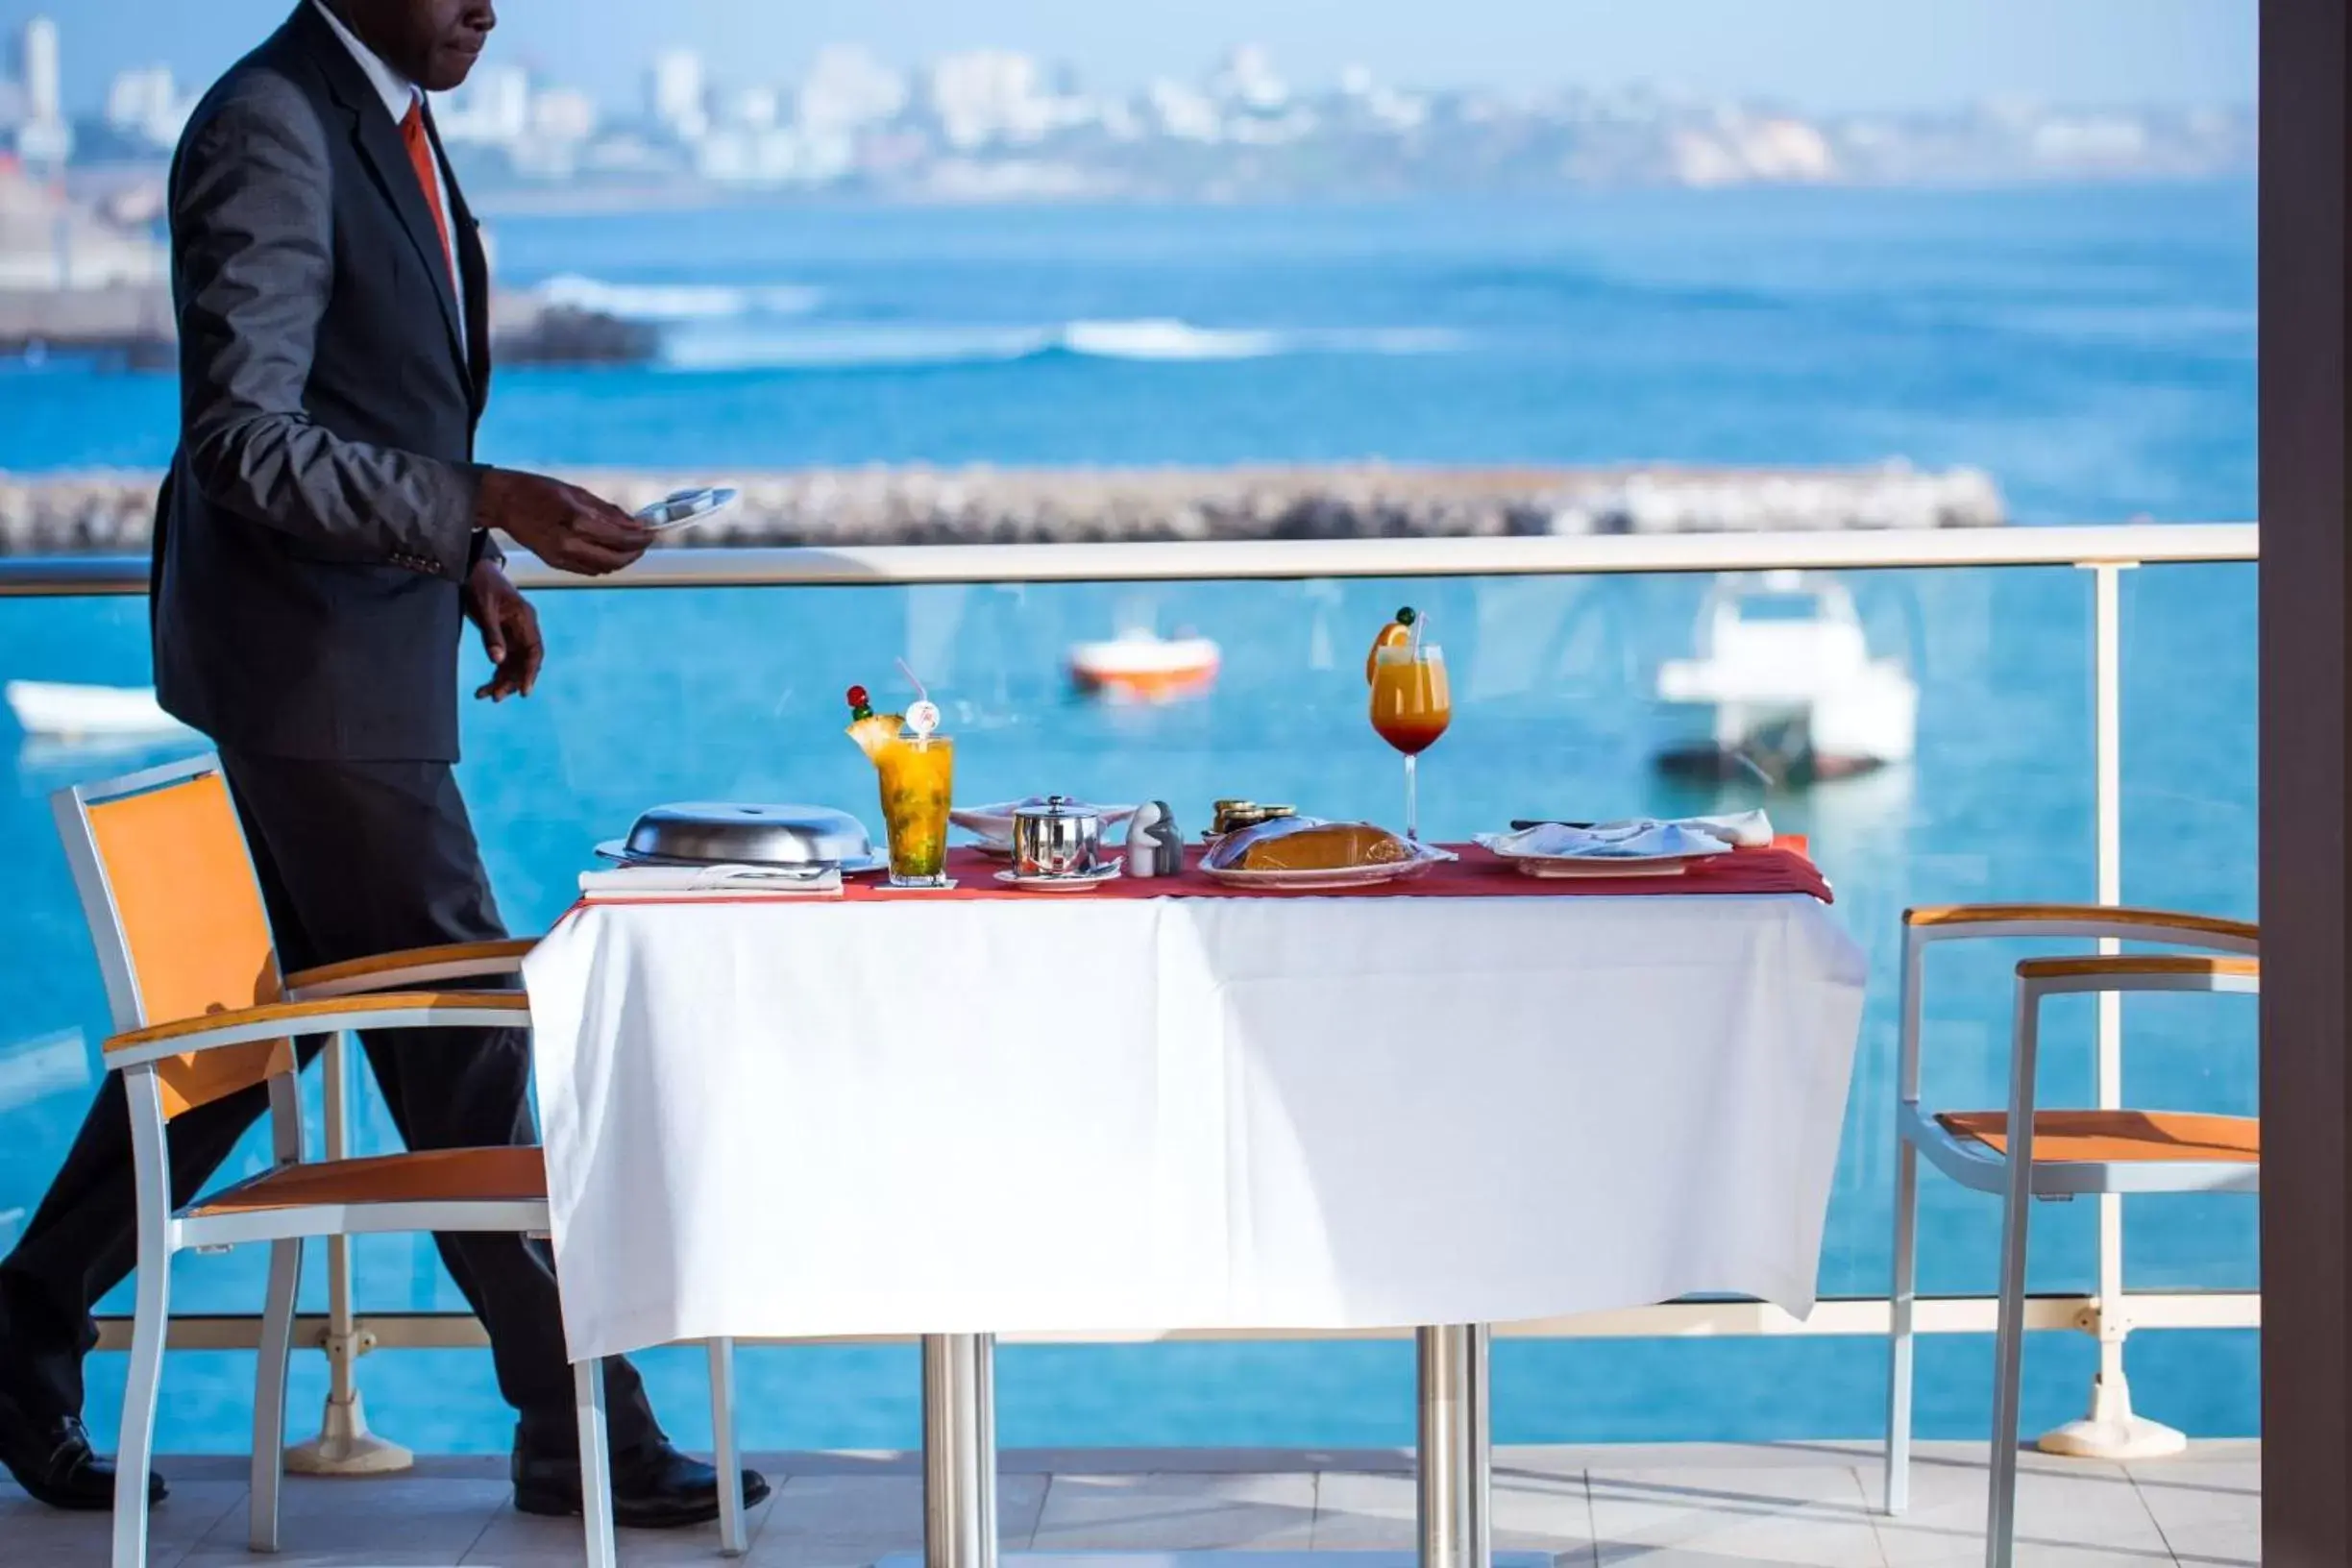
1067, 629, 1220, 703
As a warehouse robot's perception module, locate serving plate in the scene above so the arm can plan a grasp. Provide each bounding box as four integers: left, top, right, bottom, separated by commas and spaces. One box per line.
1199, 845, 1455, 892
1484, 851, 1723, 879
1474, 830, 1725, 879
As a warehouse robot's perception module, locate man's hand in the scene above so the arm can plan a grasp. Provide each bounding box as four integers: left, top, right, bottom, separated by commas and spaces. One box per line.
475, 468, 652, 577
463, 559, 544, 701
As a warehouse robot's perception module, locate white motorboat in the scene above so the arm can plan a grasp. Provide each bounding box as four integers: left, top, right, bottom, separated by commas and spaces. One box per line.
6, 680, 193, 741
1067, 629, 1220, 703
1653, 571, 1917, 781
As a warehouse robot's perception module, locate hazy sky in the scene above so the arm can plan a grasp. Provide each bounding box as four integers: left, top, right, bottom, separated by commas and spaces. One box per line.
8, 1, 2255, 115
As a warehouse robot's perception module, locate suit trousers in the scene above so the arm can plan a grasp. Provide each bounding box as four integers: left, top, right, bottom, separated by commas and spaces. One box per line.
0, 749, 661, 1458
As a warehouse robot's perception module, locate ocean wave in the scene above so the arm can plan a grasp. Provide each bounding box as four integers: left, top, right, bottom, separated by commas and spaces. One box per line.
663, 325, 1052, 371
1058, 319, 1283, 360
538, 274, 823, 323
660, 318, 1465, 372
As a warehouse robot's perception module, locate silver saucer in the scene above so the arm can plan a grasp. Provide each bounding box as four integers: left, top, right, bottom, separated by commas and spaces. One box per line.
993, 863, 1124, 893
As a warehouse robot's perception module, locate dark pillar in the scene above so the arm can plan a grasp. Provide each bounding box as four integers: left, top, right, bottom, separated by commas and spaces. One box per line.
2260, 2, 2351, 1562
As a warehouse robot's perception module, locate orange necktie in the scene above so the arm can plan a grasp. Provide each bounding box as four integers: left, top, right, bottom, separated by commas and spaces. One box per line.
399, 99, 458, 297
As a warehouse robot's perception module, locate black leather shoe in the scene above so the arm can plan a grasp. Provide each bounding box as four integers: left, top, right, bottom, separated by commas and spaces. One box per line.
512, 1436, 769, 1530
0, 1389, 166, 1512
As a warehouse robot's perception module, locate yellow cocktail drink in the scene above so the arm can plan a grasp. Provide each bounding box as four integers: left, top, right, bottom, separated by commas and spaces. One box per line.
874, 734, 954, 885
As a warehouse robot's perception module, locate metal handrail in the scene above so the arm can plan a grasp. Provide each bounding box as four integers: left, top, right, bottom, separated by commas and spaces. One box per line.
0, 522, 2261, 597
89, 1287, 2260, 1353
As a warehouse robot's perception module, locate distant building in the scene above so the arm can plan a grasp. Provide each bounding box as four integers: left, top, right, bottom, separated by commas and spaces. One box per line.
19, 17, 58, 125
1207, 44, 1286, 111
14, 17, 69, 170
1335, 64, 1427, 133
722, 86, 782, 133
531, 88, 599, 145
924, 50, 1045, 148
697, 126, 795, 184
503, 87, 599, 180
1147, 79, 1220, 143
1668, 113, 1837, 186
2031, 114, 2151, 169
104, 66, 183, 144
798, 44, 906, 135
0, 159, 163, 288
436, 64, 531, 147
648, 48, 707, 142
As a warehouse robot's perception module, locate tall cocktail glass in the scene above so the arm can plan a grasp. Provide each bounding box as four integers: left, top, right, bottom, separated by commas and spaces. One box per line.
874, 733, 955, 887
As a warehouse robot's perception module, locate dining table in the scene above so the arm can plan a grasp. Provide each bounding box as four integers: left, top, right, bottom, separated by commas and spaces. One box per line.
522, 840, 1866, 1568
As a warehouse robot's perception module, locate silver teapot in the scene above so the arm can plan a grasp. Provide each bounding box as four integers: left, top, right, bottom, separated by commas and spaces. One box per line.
1011, 796, 1102, 878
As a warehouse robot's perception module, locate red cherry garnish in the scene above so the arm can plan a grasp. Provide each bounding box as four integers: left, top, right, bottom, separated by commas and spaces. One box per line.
845, 685, 869, 707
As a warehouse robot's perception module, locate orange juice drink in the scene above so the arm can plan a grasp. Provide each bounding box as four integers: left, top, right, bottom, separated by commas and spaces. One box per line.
875, 734, 955, 884
1370, 648, 1452, 755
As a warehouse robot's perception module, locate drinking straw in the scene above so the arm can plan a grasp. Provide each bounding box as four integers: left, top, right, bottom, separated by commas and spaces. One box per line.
895, 657, 943, 737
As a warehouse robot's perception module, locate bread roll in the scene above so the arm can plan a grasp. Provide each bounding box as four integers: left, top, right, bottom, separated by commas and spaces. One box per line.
1229, 820, 1414, 872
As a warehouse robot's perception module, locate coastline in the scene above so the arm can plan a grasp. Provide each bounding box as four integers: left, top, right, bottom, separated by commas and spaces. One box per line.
0, 284, 655, 368
0, 462, 2004, 554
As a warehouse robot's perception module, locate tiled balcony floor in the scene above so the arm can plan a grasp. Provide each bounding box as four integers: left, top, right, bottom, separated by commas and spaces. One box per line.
0, 1440, 2258, 1568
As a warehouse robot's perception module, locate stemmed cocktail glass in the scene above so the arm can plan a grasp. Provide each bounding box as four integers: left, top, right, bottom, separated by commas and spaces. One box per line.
1367, 608, 1451, 841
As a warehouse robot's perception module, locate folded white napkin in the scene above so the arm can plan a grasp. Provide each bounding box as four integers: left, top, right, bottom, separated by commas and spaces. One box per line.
578, 863, 842, 899
1675, 809, 1775, 848
1482, 811, 1771, 861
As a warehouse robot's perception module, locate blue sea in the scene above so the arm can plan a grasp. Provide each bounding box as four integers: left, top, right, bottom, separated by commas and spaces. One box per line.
0, 186, 2258, 1456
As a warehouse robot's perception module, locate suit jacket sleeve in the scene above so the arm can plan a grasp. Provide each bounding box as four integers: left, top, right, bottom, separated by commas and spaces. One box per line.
172, 78, 482, 581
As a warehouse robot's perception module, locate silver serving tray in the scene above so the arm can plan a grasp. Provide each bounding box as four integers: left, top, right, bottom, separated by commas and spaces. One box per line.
597, 802, 882, 873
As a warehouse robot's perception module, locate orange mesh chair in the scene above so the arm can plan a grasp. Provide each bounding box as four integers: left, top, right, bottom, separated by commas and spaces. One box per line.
54, 755, 745, 1568
1879, 904, 2259, 1568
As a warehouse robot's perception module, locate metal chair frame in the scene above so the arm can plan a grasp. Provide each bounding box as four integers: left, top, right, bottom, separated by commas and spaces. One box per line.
55, 754, 746, 1568
1879, 902, 2259, 1568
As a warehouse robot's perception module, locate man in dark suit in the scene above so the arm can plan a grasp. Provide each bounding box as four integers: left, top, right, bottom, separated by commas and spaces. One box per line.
0, 0, 770, 1529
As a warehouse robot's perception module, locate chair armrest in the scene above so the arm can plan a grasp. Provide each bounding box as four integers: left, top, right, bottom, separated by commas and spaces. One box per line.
1904, 903, 2257, 952
105, 992, 531, 1071
284, 939, 537, 999
2017, 953, 2260, 994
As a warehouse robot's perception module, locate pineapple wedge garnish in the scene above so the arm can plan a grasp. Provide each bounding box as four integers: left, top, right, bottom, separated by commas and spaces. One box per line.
845, 712, 905, 761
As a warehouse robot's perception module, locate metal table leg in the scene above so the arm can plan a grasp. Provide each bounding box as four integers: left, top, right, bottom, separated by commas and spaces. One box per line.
1417, 1324, 1492, 1568
884, 1323, 1520, 1568
923, 1333, 1000, 1568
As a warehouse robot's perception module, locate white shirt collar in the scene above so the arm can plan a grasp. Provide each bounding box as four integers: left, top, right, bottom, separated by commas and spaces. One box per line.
312, 0, 421, 125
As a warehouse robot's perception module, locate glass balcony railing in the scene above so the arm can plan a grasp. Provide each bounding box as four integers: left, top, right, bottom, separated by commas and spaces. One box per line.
0, 531, 2258, 1455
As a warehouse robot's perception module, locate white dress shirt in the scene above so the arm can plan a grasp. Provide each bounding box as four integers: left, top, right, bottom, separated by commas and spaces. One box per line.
311, 0, 466, 354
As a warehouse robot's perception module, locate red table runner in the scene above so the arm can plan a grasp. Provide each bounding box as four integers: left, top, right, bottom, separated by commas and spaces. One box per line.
826, 838, 1831, 905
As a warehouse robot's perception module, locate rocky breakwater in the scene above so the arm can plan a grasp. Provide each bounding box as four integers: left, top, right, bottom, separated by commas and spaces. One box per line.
0, 461, 2005, 556
583, 461, 2007, 548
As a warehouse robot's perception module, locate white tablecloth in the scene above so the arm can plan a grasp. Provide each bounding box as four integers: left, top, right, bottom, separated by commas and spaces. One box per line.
524, 891, 1867, 1360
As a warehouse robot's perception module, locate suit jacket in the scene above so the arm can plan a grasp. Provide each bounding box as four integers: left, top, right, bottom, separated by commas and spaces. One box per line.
153, 2, 499, 763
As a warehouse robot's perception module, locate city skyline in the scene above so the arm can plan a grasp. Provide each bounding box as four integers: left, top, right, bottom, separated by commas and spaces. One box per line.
0, 0, 2257, 118
0, 7, 2256, 202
